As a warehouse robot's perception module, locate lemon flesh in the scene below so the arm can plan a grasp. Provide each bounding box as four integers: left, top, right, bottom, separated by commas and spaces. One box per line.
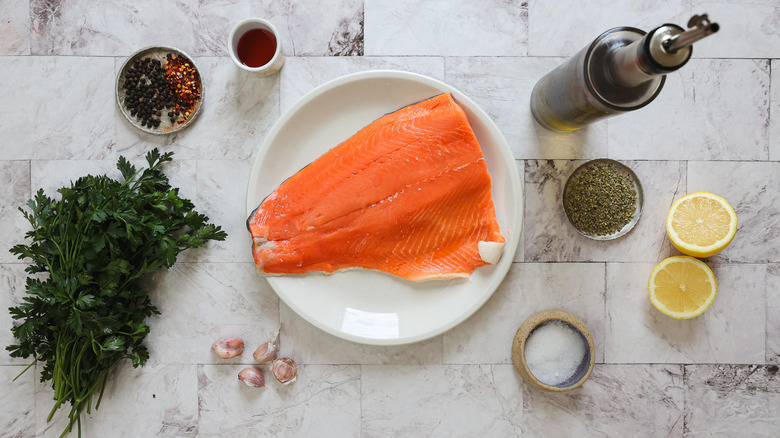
648, 256, 717, 319
666, 192, 737, 258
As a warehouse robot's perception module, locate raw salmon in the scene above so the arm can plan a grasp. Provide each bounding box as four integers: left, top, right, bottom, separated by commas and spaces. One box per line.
247, 93, 505, 282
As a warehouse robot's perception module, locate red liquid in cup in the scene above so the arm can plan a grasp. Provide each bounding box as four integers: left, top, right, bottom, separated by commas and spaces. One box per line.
237, 28, 277, 68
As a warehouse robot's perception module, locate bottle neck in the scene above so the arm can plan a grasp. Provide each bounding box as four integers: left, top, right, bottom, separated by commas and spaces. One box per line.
608, 24, 692, 88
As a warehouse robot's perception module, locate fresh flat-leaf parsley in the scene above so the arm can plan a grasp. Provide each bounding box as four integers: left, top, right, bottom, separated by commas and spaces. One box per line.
7, 149, 226, 437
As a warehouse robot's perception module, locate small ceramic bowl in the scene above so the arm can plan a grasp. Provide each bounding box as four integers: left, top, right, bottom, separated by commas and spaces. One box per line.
116, 46, 204, 135
511, 310, 595, 392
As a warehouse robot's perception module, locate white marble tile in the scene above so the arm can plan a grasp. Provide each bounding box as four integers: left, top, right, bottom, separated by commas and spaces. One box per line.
141, 263, 280, 366
33, 361, 198, 437
521, 364, 684, 436
687, 160, 780, 263
33, 365, 74, 438
188, 160, 254, 264
361, 364, 523, 437
31, 160, 121, 195
605, 263, 766, 363
443, 263, 606, 365
29, 157, 196, 198
115, 56, 280, 161
691, 0, 780, 58
0, 365, 36, 436
609, 59, 770, 161
365, 0, 528, 56
444, 57, 608, 160
0, 56, 116, 160
279, 302, 442, 365
771, 59, 779, 161
524, 160, 683, 263
279, 56, 445, 113
0, 161, 30, 264
198, 364, 361, 437
767, 264, 779, 363
0, 0, 30, 55
513, 160, 525, 263
685, 364, 780, 436
254, 0, 364, 56
0, 264, 31, 366
30, 0, 249, 56
87, 363, 198, 437
528, 0, 691, 56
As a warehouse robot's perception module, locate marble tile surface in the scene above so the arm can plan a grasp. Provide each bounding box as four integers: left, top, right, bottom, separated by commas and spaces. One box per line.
0, 264, 29, 365
364, 0, 528, 56
687, 160, 780, 263
0, 365, 36, 437
609, 59, 770, 161
445, 57, 608, 160
0, 0, 30, 55
361, 364, 523, 437
691, 0, 780, 59
527, 0, 690, 56
521, 364, 684, 437
442, 263, 606, 365
685, 364, 780, 436
142, 262, 280, 366
255, 0, 364, 56
198, 364, 361, 437
30, 0, 249, 57
771, 59, 779, 161
767, 264, 780, 364
1, 1, 779, 436
0, 56, 116, 160
606, 263, 766, 364
0, 161, 31, 264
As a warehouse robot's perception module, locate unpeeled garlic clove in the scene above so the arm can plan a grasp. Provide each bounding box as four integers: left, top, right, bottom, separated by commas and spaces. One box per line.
271, 357, 298, 385
238, 367, 266, 388
253, 332, 279, 364
211, 338, 244, 359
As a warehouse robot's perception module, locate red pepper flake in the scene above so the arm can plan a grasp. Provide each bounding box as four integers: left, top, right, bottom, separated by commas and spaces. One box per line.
164, 54, 201, 124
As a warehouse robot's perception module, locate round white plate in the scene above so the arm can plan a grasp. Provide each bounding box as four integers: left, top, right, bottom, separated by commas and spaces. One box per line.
246, 70, 523, 345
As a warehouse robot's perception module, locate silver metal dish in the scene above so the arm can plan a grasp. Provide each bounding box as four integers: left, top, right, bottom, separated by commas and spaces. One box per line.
562, 158, 644, 241
116, 46, 204, 135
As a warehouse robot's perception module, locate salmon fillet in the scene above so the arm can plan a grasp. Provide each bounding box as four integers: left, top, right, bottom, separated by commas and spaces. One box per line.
247, 93, 505, 282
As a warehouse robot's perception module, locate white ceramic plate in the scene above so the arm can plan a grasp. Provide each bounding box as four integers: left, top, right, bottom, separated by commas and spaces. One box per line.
246, 70, 523, 345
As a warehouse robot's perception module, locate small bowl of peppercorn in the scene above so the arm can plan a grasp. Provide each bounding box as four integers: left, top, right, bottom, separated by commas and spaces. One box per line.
116, 46, 204, 135
562, 158, 644, 240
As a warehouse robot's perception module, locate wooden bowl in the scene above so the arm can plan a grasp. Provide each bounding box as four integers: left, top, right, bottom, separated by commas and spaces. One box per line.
511, 310, 595, 392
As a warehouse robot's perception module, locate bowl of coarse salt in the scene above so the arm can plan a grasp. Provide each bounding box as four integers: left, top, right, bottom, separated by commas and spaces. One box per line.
511, 310, 595, 392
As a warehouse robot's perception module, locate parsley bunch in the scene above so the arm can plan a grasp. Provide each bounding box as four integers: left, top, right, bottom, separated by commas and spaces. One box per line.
7, 149, 226, 437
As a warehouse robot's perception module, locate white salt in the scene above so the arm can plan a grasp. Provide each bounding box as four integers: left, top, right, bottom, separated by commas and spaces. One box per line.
524, 320, 587, 386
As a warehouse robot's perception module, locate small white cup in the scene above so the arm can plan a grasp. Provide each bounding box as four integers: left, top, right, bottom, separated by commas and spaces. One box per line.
228, 18, 285, 77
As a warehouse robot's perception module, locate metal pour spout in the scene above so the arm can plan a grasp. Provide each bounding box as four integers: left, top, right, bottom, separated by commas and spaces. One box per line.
609, 13, 719, 88
663, 14, 720, 53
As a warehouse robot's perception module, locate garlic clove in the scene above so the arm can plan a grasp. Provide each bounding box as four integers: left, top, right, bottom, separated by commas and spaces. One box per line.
238, 367, 266, 388
271, 357, 298, 385
253, 332, 279, 364
211, 338, 244, 359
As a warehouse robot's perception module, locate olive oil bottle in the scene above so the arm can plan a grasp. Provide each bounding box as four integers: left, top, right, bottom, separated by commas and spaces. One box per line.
530, 14, 718, 132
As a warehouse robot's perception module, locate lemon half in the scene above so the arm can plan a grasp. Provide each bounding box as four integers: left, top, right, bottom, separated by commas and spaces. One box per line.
666, 192, 737, 258
648, 256, 717, 319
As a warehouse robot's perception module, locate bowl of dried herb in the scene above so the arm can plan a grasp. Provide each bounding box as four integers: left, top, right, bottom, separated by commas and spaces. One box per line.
562, 158, 643, 240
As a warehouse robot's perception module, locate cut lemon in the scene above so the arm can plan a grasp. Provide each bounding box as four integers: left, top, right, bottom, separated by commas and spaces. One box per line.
648, 256, 717, 319
666, 192, 737, 258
